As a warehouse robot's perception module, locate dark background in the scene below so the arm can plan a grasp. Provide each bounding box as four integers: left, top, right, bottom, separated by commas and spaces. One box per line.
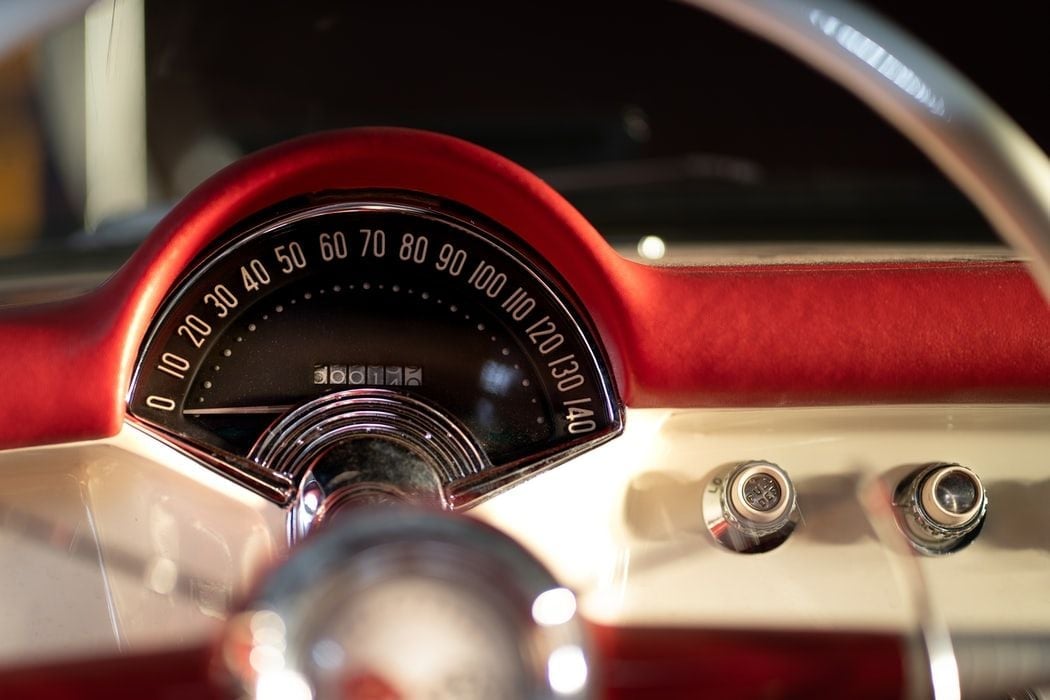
5, 0, 1045, 264
142, 0, 1047, 245
871, 0, 1047, 152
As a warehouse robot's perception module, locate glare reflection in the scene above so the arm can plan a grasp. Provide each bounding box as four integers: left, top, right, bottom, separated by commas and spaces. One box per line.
480, 360, 516, 395
311, 639, 346, 670
547, 644, 588, 696
929, 647, 962, 700
637, 235, 667, 260
302, 484, 322, 515
532, 587, 577, 627
250, 609, 287, 649
146, 556, 177, 595
246, 609, 312, 699
256, 669, 313, 700
809, 10, 946, 116
249, 645, 285, 674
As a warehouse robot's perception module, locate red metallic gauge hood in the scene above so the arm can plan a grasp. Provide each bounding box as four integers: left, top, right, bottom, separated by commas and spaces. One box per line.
0, 128, 1047, 449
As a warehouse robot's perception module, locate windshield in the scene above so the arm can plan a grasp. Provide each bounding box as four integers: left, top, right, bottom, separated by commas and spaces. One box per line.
0, 0, 1046, 274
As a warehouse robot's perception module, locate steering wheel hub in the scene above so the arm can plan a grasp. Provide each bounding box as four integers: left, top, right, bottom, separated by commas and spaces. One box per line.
224, 507, 592, 700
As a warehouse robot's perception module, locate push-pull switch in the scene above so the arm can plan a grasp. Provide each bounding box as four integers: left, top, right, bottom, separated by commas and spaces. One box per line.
894, 463, 987, 555
704, 460, 800, 554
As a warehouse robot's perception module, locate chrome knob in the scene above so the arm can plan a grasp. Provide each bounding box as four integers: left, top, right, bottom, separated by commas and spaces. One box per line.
728, 462, 793, 525
704, 460, 800, 553
894, 463, 987, 555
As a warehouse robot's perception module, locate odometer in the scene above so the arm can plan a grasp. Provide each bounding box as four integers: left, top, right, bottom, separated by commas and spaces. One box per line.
128, 193, 622, 506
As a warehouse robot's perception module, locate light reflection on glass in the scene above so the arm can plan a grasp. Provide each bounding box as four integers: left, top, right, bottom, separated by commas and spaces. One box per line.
302, 484, 322, 515
531, 587, 578, 627
256, 669, 313, 700
480, 360, 516, 395
249, 609, 287, 650
547, 644, 588, 696
249, 645, 285, 675
809, 10, 946, 117
145, 556, 178, 595
246, 609, 314, 700
311, 638, 345, 671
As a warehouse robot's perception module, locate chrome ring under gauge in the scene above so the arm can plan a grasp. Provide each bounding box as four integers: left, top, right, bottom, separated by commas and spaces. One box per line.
127, 192, 622, 508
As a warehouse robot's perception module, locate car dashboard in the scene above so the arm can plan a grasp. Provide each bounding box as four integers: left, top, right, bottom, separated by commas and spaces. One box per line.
0, 2, 1048, 699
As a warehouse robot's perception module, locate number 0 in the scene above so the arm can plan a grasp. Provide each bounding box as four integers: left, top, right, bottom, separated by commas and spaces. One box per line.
146, 395, 176, 412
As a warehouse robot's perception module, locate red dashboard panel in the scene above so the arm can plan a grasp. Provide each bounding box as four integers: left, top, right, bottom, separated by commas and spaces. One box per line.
0, 128, 1046, 449
0, 626, 906, 700
0, 646, 223, 700
591, 625, 905, 700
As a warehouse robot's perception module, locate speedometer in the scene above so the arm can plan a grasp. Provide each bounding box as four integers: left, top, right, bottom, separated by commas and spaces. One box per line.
127, 192, 622, 509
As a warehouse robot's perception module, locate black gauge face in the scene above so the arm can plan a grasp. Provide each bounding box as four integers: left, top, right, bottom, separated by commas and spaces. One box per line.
128, 193, 621, 502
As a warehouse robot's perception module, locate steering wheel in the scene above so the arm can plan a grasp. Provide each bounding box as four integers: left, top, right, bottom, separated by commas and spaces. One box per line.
0, 1, 1046, 699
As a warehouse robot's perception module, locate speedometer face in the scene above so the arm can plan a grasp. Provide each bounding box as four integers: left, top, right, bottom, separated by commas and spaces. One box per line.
128, 193, 621, 504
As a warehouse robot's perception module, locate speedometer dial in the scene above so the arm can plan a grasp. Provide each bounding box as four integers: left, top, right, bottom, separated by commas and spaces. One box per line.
128, 192, 621, 505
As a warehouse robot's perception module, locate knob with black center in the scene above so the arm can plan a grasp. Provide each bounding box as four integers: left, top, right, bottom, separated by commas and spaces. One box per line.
893, 463, 987, 555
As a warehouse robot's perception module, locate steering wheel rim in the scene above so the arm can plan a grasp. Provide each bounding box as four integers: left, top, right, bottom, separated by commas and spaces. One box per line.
684, 0, 1050, 297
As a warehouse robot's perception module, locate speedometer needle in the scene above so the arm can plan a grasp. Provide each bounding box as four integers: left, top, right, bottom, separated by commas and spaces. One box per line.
182, 405, 294, 415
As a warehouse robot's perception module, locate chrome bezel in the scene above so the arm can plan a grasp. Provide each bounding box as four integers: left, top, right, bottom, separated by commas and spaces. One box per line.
126, 192, 624, 508
248, 388, 488, 542
893, 462, 988, 556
